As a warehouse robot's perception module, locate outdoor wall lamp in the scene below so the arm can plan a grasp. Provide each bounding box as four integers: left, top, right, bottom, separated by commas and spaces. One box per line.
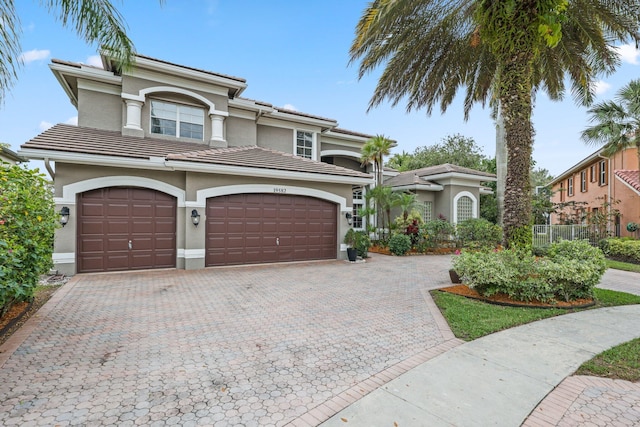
191, 209, 201, 227
345, 212, 353, 226
59, 206, 70, 227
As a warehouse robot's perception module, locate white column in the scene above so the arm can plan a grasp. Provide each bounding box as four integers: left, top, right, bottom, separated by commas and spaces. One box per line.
210, 114, 225, 143
124, 99, 144, 130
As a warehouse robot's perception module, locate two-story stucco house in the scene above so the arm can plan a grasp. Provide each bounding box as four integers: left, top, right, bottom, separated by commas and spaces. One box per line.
20, 53, 377, 275
549, 146, 639, 237
19, 53, 495, 275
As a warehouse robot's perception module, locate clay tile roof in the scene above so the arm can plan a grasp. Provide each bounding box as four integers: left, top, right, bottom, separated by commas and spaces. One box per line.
166, 146, 370, 178
21, 124, 370, 178
615, 170, 640, 194
384, 163, 496, 187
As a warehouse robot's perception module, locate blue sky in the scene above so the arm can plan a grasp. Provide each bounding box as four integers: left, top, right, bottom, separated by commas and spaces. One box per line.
2, 1, 640, 177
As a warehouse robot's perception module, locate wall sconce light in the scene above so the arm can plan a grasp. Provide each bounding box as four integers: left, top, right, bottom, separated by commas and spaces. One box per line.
59, 206, 70, 227
345, 212, 353, 226
191, 209, 201, 227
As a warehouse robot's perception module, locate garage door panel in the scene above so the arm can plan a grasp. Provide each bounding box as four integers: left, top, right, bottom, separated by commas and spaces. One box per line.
77, 187, 176, 273
206, 193, 336, 267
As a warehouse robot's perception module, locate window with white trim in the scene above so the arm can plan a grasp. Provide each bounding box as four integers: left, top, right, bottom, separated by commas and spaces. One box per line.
150, 100, 204, 140
456, 196, 473, 223
599, 160, 607, 186
567, 176, 574, 196
295, 130, 314, 159
352, 186, 364, 229
581, 170, 587, 192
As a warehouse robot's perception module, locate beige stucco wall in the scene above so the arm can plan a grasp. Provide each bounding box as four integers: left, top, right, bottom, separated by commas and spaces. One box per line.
320, 142, 362, 155
77, 87, 122, 131
226, 116, 257, 147
332, 157, 362, 171
257, 125, 292, 153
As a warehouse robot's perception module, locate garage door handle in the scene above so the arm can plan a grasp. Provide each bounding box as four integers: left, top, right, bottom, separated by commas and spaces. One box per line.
276, 238, 279, 246
128, 240, 132, 250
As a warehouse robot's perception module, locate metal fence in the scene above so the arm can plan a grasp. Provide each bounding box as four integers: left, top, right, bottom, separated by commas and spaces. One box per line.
532, 225, 608, 247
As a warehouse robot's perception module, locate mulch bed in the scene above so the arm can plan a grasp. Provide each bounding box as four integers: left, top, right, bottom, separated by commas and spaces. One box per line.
440, 284, 595, 309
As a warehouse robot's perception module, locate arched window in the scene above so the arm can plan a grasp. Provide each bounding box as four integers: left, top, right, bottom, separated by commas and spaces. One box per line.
456, 196, 474, 223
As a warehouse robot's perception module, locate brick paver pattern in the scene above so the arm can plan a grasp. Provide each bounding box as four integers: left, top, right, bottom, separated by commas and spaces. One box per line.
0, 254, 456, 426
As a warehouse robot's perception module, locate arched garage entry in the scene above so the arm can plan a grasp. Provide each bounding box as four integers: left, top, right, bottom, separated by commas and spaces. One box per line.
77, 187, 177, 273
206, 193, 337, 266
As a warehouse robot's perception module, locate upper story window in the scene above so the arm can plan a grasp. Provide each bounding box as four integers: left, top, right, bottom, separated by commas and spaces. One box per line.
150, 100, 204, 140
295, 130, 314, 159
598, 160, 607, 186
559, 182, 565, 202
567, 176, 574, 196
581, 170, 587, 192
590, 164, 597, 182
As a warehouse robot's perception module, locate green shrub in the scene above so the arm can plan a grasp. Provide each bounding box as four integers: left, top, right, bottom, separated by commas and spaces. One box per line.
600, 237, 640, 264
354, 230, 371, 258
451, 240, 607, 303
0, 164, 56, 317
388, 233, 412, 256
421, 219, 455, 248
456, 218, 502, 250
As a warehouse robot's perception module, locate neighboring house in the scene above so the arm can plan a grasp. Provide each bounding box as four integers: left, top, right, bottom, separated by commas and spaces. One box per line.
549, 146, 639, 237
0, 146, 25, 164
384, 164, 496, 223
19, 53, 374, 275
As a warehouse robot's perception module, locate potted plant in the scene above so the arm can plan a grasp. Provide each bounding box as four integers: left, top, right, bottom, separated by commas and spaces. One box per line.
344, 228, 358, 262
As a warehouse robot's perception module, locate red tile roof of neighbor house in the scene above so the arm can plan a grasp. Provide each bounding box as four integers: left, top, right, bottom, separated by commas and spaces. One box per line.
21, 124, 370, 178
615, 170, 640, 194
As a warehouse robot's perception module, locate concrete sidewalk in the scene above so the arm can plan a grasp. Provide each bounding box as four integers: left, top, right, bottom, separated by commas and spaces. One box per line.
321, 304, 640, 427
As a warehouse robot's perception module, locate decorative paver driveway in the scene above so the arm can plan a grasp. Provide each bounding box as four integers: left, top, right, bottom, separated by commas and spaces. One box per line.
0, 254, 460, 426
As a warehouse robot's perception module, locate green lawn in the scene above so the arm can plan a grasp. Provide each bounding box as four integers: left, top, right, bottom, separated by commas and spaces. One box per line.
431, 287, 640, 381
606, 259, 640, 273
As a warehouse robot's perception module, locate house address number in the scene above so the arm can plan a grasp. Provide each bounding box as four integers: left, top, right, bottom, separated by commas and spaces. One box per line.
274, 187, 287, 193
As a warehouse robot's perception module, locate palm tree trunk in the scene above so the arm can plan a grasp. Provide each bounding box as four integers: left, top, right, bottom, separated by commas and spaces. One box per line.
501, 54, 534, 248
496, 103, 507, 227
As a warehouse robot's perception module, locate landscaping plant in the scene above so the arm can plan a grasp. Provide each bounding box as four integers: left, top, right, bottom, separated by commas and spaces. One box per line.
455, 218, 502, 250
0, 163, 56, 317
388, 233, 412, 256
599, 237, 640, 265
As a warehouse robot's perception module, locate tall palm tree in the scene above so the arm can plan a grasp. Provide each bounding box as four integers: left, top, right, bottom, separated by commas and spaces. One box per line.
0, 0, 155, 104
360, 134, 394, 187
350, 0, 640, 248
582, 79, 640, 172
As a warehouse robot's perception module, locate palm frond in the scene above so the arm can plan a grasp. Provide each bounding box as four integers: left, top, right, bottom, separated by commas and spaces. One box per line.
0, 0, 22, 104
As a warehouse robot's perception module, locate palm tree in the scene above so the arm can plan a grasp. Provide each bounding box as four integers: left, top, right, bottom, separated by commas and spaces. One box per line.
0, 0, 156, 104
360, 134, 394, 187
582, 79, 640, 172
350, 0, 640, 248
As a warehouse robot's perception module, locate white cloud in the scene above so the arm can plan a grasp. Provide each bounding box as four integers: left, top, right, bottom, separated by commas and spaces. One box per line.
592, 80, 611, 96
65, 116, 78, 126
39, 121, 53, 131
19, 49, 50, 64
84, 55, 103, 68
613, 43, 640, 65
282, 103, 298, 111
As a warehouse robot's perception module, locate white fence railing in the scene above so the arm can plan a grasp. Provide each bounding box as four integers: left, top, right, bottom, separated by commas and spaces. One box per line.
532, 225, 608, 247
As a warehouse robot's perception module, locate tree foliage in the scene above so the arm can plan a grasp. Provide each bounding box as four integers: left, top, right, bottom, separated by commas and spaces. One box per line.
350, 0, 640, 248
386, 134, 492, 172
0, 0, 164, 104
0, 164, 56, 317
582, 79, 640, 171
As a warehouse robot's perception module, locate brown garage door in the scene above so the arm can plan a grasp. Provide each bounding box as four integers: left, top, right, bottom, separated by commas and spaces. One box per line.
77, 187, 176, 273
206, 194, 337, 266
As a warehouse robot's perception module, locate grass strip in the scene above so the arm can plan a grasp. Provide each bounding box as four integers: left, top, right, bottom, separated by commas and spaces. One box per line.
606, 259, 640, 273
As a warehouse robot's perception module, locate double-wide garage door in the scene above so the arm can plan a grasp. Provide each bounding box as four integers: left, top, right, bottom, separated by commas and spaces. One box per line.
206, 194, 337, 266
77, 187, 177, 273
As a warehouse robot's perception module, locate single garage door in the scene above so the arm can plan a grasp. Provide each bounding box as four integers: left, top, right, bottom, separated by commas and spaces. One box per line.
206, 194, 337, 266
77, 187, 177, 273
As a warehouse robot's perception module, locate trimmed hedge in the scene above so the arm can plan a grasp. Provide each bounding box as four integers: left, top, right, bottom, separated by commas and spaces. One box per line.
599, 238, 640, 264
452, 240, 606, 302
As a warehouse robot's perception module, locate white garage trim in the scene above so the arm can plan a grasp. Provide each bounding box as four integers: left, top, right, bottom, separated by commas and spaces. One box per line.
56, 176, 186, 206
452, 191, 478, 224
188, 184, 350, 212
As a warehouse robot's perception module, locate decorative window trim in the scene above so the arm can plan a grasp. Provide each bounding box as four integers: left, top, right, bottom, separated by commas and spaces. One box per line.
352, 186, 364, 229
294, 130, 316, 160
452, 191, 477, 224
